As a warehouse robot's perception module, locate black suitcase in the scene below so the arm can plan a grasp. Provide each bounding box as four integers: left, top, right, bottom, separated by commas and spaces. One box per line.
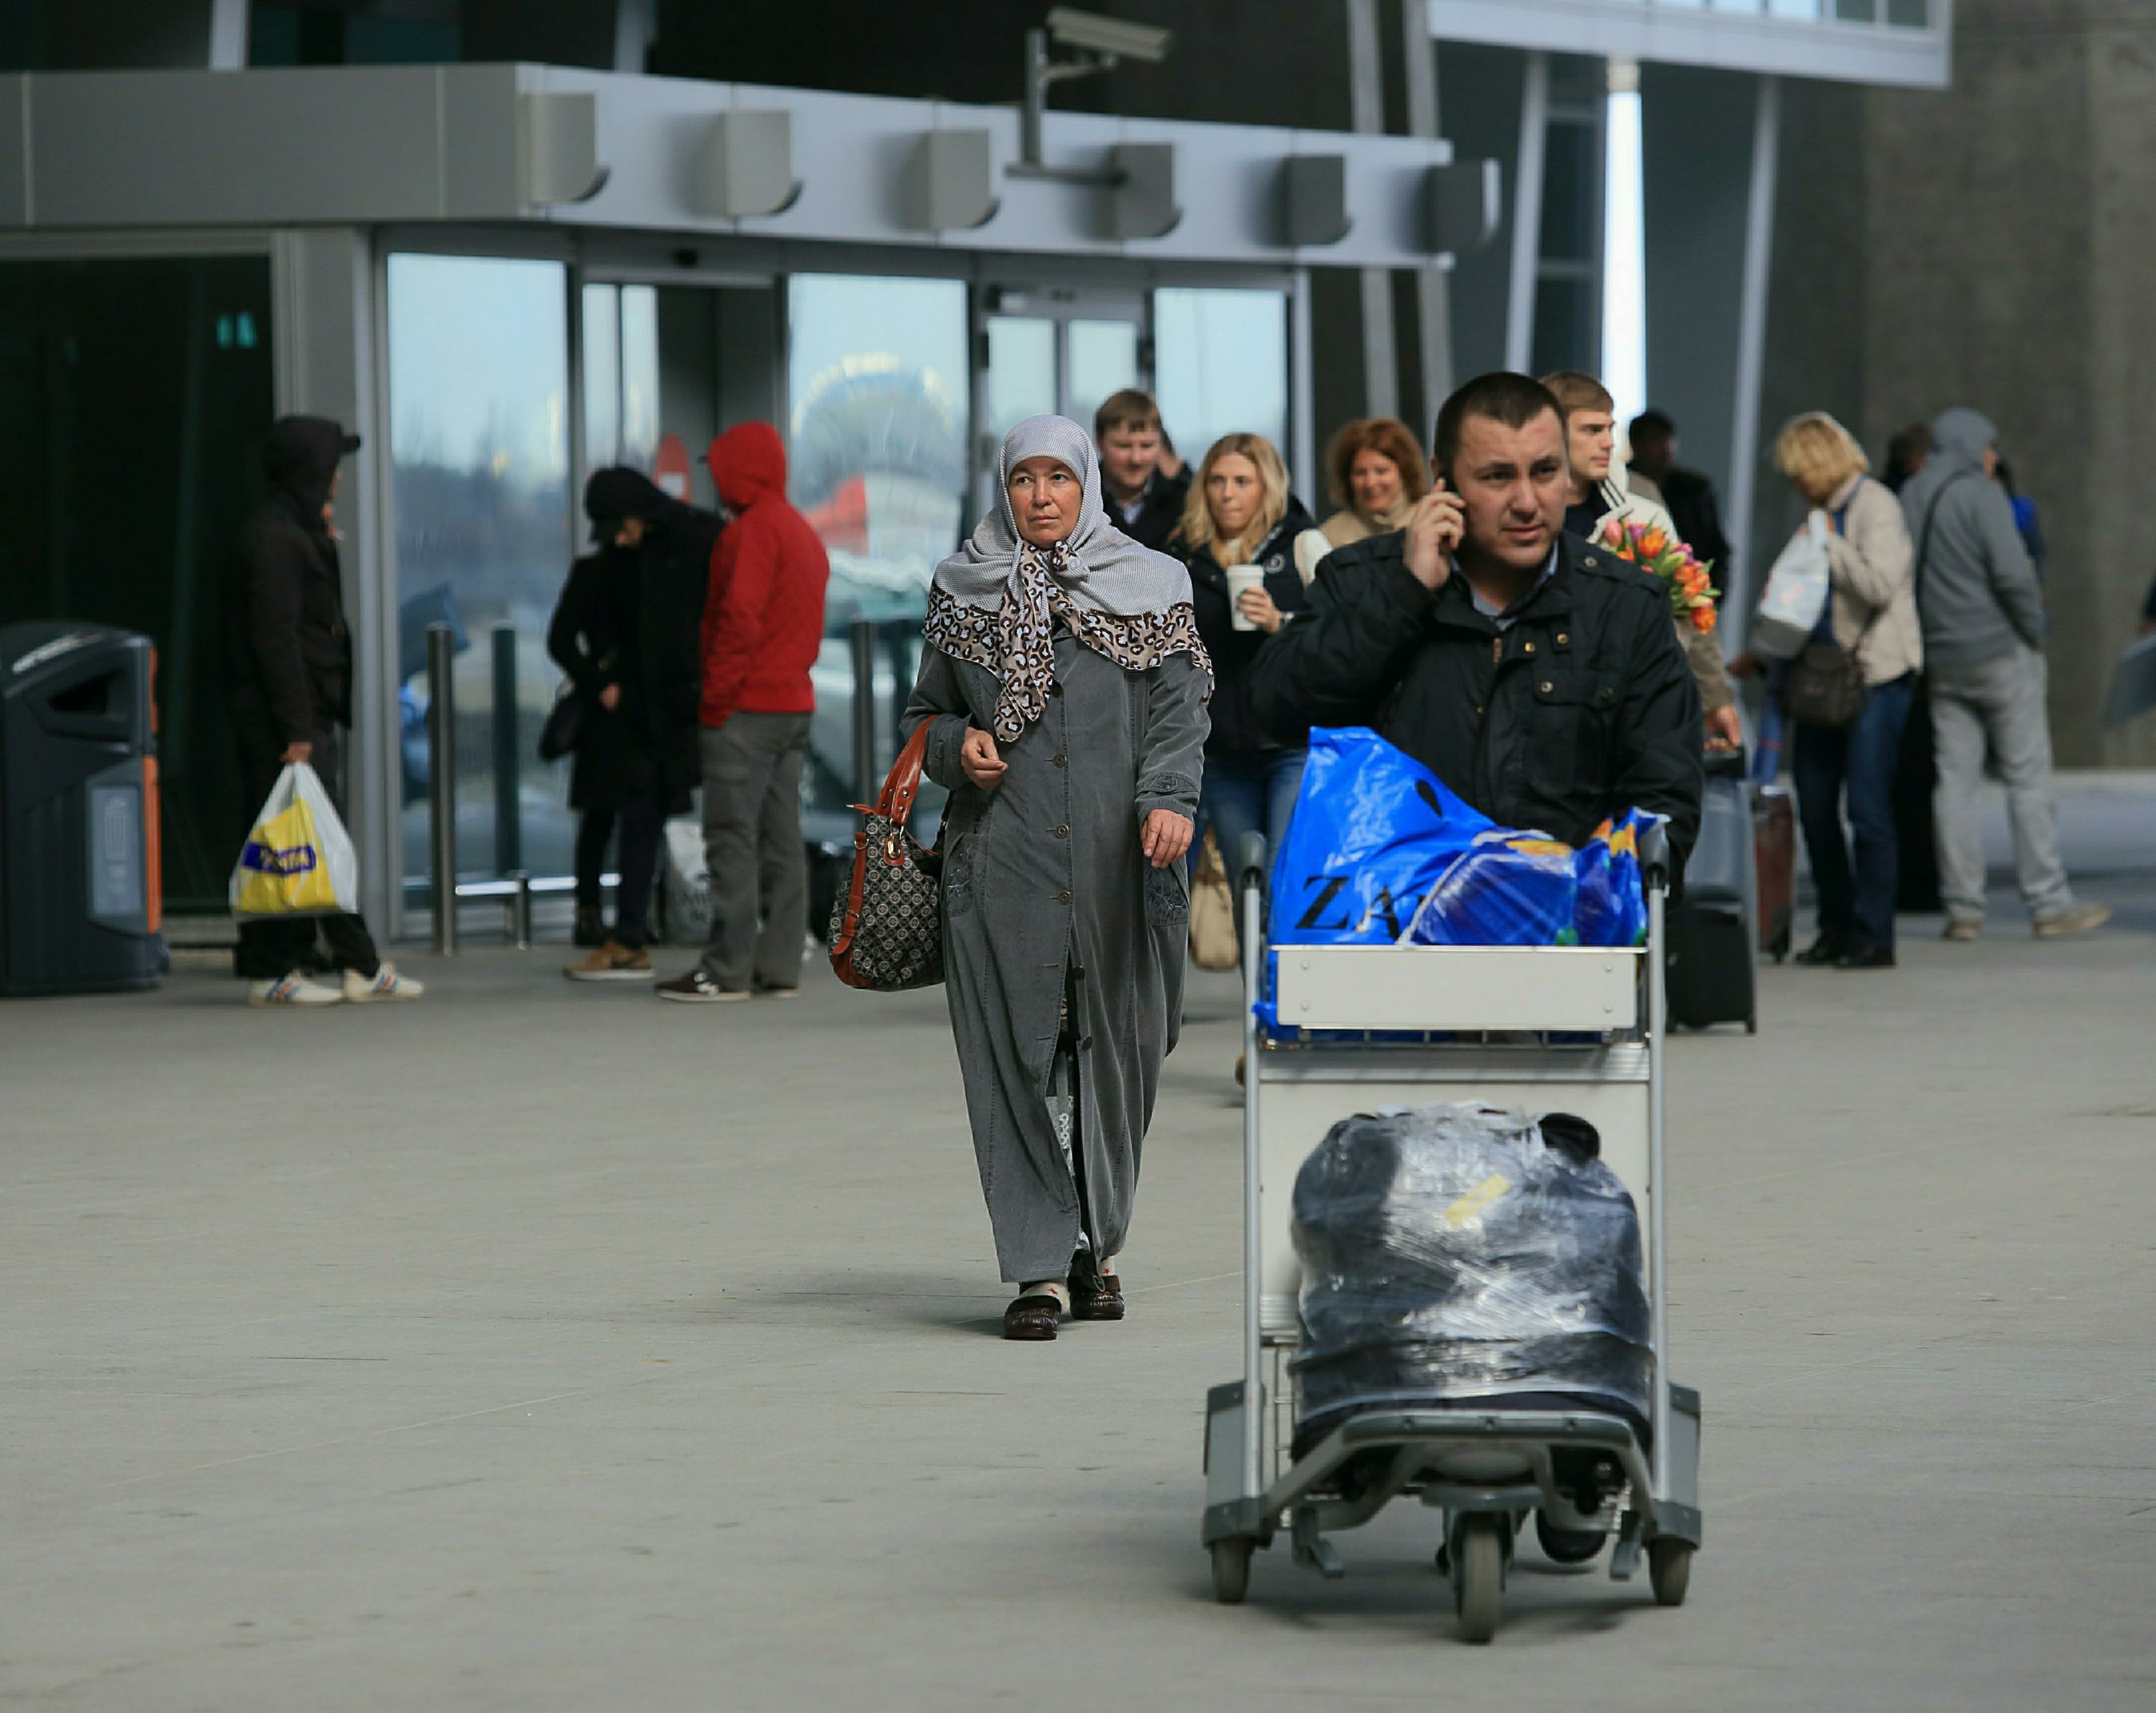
1665, 902, 1756, 1032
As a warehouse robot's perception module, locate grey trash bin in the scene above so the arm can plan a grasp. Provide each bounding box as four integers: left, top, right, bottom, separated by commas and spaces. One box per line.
0, 623, 162, 996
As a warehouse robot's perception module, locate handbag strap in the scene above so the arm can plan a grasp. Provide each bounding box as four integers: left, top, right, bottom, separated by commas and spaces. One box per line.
854, 717, 934, 829
1835, 473, 1962, 656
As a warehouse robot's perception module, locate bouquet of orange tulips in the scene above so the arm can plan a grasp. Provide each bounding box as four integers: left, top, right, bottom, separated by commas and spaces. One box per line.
1593, 518, 1719, 634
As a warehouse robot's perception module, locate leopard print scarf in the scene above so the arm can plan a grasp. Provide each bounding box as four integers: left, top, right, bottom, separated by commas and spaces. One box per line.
923, 538, 1211, 743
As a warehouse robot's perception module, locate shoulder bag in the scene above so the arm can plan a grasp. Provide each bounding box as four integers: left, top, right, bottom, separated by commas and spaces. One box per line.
1188, 830, 1240, 971
1786, 473, 1964, 731
537, 681, 586, 761
827, 720, 945, 991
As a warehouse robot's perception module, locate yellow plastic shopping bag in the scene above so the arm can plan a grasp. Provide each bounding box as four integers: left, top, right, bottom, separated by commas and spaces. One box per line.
229, 763, 360, 918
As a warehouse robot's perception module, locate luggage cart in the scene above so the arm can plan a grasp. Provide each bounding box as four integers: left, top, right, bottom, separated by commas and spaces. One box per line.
1199, 830, 1703, 1643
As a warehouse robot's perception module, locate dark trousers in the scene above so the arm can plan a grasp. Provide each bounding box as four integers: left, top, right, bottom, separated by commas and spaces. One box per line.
234, 725, 382, 981
1791, 672, 1916, 952
574, 809, 615, 914
609, 784, 668, 951
696, 712, 810, 991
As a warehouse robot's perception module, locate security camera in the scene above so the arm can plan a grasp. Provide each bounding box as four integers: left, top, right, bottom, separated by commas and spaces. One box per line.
1046, 6, 1172, 65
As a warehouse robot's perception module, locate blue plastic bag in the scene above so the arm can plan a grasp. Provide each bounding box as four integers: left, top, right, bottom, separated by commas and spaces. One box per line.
1405, 829, 1579, 947
1268, 727, 1495, 947
1572, 809, 1654, 949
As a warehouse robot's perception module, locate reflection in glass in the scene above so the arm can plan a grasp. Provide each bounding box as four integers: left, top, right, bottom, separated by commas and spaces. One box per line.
621, 284, 660, 467
786, 273, 969, 840
387, 253, 572, 888
581, 283, 621, 468
1067, 318, 1139, 436
1153, 287, 1288, 479
987, 316, 1056, 441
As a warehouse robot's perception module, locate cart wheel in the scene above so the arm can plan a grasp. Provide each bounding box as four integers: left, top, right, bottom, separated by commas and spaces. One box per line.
1210, 1538, 1253, 1605
1452, 1515, 1505, 1644
1648, 1538, 1692, 1607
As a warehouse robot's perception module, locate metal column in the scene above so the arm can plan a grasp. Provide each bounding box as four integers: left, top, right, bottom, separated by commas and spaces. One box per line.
1722, 75, 1782, 644
490, 624, 520, 876
426, 623, 457, 956
1346, 0, 1399, 420
1504, 52, 1550, 375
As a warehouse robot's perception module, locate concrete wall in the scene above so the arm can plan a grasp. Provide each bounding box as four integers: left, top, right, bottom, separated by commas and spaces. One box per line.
1763, 0, 2156, 765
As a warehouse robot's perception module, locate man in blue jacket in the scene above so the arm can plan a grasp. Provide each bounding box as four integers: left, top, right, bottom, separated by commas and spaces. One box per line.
1900, 408, 2106, 940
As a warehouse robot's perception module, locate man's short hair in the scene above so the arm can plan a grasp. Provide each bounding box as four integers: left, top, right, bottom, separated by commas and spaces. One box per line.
1094, 389, 1161, 441
1432, 372, 1563, 487
1539, 370, 1615, 422
1628, 408, 1676, 444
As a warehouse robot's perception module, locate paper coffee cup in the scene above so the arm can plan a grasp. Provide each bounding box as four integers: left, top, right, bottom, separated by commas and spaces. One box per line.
1225, 564, 1265, 630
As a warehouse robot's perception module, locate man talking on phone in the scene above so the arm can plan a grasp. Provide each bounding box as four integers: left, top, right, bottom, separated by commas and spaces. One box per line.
1248, 371, 1703, 865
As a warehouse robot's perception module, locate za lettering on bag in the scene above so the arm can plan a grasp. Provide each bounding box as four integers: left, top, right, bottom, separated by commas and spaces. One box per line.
229, 763, 361, 918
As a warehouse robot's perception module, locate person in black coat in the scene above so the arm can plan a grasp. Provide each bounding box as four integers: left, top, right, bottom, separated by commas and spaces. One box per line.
1168, 431, 1324, 888
557, 468, 719, 978
1248, 374, 1703, 868
226, 415, 421, 1006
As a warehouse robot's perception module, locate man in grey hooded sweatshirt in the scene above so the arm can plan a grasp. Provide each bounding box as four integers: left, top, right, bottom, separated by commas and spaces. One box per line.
1899, 408, 2107, 939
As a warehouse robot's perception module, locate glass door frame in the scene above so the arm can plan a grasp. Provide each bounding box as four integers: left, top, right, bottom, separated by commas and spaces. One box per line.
969, 277, 1151, 516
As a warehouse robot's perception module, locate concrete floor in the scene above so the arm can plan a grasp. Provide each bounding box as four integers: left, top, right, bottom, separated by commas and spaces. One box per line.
5, 877, 2155, 1710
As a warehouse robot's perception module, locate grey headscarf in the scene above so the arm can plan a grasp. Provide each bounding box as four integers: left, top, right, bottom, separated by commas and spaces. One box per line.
934, 415, 1192, 615
926, 415, 1207, 741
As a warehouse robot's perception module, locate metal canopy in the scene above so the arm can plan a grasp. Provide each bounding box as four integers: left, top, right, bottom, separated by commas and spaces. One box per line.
0, 64, 1478, 267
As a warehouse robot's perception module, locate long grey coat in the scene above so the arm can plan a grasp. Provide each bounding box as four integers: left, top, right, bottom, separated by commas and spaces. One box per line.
903, 631, 1208, 1283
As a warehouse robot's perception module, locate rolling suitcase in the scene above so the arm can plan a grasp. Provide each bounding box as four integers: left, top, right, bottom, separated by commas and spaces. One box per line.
1754, 784, 1795, 961
1669, 753, 1757, 1032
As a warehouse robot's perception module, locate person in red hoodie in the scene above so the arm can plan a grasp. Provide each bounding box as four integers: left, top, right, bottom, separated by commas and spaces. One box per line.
658, 423, 831, 1001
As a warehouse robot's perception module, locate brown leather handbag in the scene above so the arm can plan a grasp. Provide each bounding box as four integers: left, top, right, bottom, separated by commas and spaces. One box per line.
826, 720, 945, 991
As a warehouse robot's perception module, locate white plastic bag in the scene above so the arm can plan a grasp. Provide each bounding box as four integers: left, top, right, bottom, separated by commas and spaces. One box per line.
660, 816, 713, 945
230, 763, 360, 918
1751, 510, 1832, 660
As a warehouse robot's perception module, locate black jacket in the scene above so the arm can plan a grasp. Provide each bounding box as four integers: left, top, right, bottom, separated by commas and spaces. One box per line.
1110, 467, 1191, 552
547, 506, 719, 811
1658, 467, 1731, 593
1177, 501, 1318, 753
226, 417, 352, 745
1247, 529, 1704, 863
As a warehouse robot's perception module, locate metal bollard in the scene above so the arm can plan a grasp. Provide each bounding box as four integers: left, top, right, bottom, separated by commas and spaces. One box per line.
508, 869, 532, 950
491, 624, 521, 876
849, 617, 877, 802
426, 622, 458, 957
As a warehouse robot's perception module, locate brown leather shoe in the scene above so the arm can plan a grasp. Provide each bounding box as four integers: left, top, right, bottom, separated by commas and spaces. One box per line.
1069, 1253, 1126, 1322
1002, 1292, 1063, 1341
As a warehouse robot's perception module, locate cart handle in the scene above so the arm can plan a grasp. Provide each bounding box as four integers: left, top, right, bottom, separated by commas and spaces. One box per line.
1639, 819, 1672, 894
1235, 831, 1269, 897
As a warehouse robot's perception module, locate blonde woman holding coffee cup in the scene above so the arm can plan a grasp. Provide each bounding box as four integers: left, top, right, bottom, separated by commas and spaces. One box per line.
1167, 433, 1328, 897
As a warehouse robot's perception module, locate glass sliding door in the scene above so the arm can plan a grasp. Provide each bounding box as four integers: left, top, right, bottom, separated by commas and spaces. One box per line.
786, 272, 969, 837
384, 252, 573, 891
1153, 286, 1289, 479
0, 254, 275, 913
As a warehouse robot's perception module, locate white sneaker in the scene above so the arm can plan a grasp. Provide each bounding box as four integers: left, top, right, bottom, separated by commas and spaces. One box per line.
344, 963, 425, 1002
249, 971, 344, 1008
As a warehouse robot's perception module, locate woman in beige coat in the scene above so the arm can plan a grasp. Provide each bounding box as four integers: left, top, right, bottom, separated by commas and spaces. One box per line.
1742, 413, 1922, 969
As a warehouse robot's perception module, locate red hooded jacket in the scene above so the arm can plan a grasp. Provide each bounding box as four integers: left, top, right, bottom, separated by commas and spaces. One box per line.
699, 423, 830, 727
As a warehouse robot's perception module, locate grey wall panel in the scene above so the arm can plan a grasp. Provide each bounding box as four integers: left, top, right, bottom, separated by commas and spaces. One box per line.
1436, 42, 1520, 384
441, 64, 525, 219
1641, 63, 1755, 508
32, 68, 455, 226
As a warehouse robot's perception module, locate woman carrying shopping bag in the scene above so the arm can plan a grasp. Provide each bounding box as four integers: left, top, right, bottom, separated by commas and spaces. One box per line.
902, 416, 1211, 1341
226, 416, 421, 1007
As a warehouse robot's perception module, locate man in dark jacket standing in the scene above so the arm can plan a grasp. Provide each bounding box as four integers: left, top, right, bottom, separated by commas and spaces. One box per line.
561, 468, 719, 980
1901, 407, 2106, 940
1095, 390, 1190, 551
228, 415, 421, 1006
1248, 372, 1703, 865
658, 423, 830, 1001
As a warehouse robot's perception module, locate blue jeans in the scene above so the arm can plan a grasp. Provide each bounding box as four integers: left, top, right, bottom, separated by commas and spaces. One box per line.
1194, 747, 1307, 892
1790, 673, 1916, 950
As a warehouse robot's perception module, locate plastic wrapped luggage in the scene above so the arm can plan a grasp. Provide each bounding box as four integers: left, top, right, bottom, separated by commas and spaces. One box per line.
1289, 1102, 1651, 1453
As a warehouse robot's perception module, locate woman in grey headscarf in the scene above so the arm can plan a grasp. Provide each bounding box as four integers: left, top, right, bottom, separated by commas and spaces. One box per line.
904, 415, 1212, 1341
